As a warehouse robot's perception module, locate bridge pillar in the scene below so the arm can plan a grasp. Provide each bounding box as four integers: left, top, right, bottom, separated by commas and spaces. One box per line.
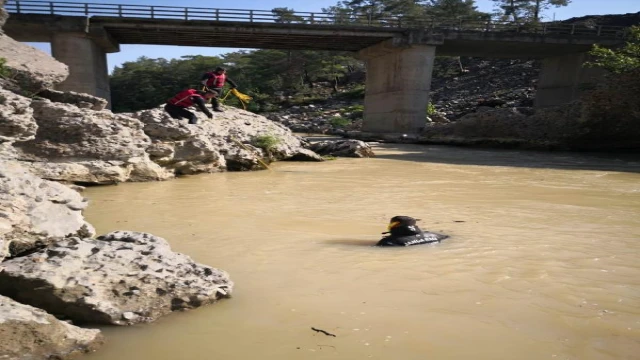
51, 33, 111, 107
359, 40, 436, 133
535, 52, 605, 109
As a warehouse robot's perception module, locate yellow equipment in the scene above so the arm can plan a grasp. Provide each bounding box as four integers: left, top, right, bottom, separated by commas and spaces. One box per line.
220, 88, 253, 110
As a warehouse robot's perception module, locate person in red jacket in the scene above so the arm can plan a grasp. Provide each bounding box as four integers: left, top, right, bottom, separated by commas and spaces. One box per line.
201, 66, 238, 112
164, 88, 216, 125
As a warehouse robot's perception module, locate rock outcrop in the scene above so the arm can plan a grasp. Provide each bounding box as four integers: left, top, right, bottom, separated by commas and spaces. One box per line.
0, 295, 103, 359
0, 0, 7, 33
1, 82, 324, 184
11, 99, 172, 184
38, 89, 108, 111
0, 160, 94, 263
0, 231, 233, 325
0, 35, 68, 94
128, 106, 323, 173
0, 87, 37, 143
308, 139, 375, 158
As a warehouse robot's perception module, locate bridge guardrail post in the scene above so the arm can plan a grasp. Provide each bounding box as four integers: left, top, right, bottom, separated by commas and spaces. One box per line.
16, 0, 20, 13
215, 9, 219, 21
150, 6, 154, 19
118, 4, 122, 17
84, 3, 88, 15
249, 10, 254, 22
310, 13, 314, 24
49, 1, 54, 15
184, 7, 188, 20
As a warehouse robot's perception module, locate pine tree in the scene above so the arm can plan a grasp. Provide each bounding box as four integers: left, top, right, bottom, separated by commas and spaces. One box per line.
427, 0, 487, 20
492, 0, 571, 22
492, 0, 529, 22
528, 0, 570, 22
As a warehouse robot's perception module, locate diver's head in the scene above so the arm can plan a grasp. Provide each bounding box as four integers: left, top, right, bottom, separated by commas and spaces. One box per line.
387, 216, 421, 231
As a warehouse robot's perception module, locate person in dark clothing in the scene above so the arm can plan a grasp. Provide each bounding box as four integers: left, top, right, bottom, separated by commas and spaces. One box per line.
201, 66, 238, 112
376, 216, 449, 247
164, 89, 216, 125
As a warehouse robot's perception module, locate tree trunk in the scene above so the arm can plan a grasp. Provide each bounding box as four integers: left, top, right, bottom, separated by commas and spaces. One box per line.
304, 69, 314, 88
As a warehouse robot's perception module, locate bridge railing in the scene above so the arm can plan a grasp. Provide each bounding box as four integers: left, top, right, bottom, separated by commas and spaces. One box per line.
4, 0, 628, 38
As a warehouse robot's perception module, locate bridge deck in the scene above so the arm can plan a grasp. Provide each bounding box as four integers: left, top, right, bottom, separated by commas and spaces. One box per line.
4, 0, 628, 57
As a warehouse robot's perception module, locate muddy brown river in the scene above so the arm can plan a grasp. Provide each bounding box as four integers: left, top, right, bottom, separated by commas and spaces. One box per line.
83, 143, 640, 360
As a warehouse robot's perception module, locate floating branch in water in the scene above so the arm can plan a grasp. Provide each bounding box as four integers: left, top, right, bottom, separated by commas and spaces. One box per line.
311, 327, 336, 337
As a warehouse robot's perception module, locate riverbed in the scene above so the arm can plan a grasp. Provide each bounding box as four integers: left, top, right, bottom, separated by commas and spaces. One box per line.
83, 143, 640, 360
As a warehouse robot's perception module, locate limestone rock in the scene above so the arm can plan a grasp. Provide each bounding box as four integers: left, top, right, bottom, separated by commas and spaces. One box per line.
0, 295, 103, 360
308, 139, 375, 158
0, 35, 68, 93
128, 108, 195, 141
0, 88, 36, 143
0, 0, 7, 33
0, 231, 233, 325
0, 160, 93, 263
170, 135, 225, 174
427, 111, 450, 124
128, 106, 323, 171
13, 99, 172, 184
422, 107, 527, 140
38, 89, 108, 111
287, 148, 325, 161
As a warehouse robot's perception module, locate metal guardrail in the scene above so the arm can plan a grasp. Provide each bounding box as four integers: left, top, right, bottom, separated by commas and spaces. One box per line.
4, 0, 628, 38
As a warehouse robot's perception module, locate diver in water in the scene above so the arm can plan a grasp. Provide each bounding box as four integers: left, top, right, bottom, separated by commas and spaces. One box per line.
376, 216, 449, 247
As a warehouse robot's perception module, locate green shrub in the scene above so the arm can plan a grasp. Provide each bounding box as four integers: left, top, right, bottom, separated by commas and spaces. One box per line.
330, 116, 352, 127
0, 57, 12, 79
341, 104, 364, 118
252, 134, 281, 152
426, 102, 436, 116
587, 25, 640, 74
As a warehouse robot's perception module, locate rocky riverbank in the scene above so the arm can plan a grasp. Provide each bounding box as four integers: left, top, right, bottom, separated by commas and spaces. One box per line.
0, 33, 241, 357
0, 159, 234, 359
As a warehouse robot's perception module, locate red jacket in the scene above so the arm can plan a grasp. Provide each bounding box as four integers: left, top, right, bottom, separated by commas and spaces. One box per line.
167, 89, 203, 108
204, 72, 226, 88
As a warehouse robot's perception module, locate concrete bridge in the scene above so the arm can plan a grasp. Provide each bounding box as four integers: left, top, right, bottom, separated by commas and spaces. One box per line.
3, 0, 628, 133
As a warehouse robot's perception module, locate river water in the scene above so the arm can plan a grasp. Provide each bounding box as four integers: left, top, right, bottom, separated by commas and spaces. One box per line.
83, 143, 640, 360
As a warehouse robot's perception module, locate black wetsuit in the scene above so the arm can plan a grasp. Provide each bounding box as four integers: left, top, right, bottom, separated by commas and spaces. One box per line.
376, 224, 448, 247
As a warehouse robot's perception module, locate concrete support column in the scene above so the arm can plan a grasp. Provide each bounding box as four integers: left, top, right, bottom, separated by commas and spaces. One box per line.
51, 32, 111, 106
359, 40, 436, 133
535, 52, 605, 109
